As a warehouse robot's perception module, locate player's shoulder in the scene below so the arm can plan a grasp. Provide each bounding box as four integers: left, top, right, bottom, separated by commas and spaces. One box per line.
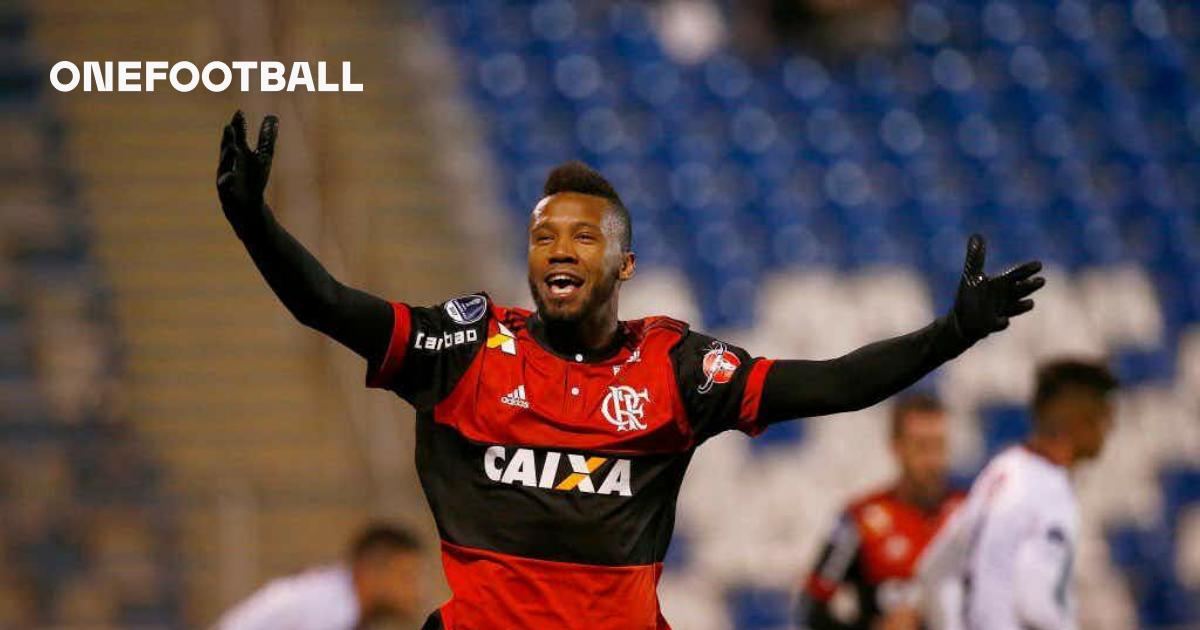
845, 487, 901, 532
989, 446, 1067, 486
625, 314, 691, 340
484, 295, 533, 330
409, 291, 493, 326
609, 315, 693, 359
1009, 447, 1074, 504
972, 446, 1062, 513
288, 563, 352, 590
418, 291, 532, 328
970, 448, 1021, 499
848, 487, 895, 513
247, 564, 345, 606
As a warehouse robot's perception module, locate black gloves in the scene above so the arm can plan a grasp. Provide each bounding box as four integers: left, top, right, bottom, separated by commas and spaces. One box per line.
216, 110, 278, 232
950, 234, 1045, 345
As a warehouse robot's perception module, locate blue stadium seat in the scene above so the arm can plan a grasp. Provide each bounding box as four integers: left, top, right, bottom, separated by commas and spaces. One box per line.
727, 587, 792, 630
980, 404, 1031, 458
1160, 466, 1200, 528
433, 1, 1200, 623
1113, 347, 1176, 386
663, 531, 690, 572
749, 419, 805, 452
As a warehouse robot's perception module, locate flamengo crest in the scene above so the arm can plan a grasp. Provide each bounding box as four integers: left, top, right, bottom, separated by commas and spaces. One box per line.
602, 386, 650, 432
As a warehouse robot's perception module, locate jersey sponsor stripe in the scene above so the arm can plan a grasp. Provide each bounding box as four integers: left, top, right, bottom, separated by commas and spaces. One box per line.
438, 540, 665, 630
555, 456, 608, 491
417, 418, 690, 566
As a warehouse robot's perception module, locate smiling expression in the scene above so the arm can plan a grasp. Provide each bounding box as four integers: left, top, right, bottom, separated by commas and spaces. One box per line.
527, 192, 635, 323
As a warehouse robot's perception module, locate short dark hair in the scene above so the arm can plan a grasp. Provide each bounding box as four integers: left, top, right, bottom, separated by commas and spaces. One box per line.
1033, 359, 1118, 413
890, 392, 945, 440
543, 160, 632, 253
349, 523, 420, 564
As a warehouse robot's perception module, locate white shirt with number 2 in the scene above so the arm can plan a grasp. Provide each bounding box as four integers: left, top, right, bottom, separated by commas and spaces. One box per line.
918, 446, 1079, 630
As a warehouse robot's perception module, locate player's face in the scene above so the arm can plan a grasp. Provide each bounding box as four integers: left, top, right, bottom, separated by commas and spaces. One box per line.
1072, 395, 1114, 461
527, 193, 634, 323
892, 410, 949, 501
358, 552, 422, 621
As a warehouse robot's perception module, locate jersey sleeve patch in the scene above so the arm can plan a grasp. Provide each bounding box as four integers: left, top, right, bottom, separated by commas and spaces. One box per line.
671, 330, 769, 443
366, 293, 491, 409
444, 293, 488, 325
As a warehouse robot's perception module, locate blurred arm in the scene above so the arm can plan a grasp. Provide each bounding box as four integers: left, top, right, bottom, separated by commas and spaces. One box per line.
758, 234, 1043, 424
796, 514, 863, 630
213, 580, 302, 630
229, 201, 392, 365
216, 110, 392, 365
917, 504, 974, 630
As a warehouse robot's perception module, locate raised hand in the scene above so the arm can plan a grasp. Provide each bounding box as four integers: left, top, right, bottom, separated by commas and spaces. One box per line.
950, 234, 1045, 343
216, 110, 278, 220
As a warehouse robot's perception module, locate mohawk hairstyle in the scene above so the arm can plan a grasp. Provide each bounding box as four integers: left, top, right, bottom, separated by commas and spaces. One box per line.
543, 160, 632, 253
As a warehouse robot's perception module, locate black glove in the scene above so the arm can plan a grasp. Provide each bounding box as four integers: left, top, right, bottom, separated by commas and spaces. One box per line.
216, 110, 278, 232
950, 234, 1045, 344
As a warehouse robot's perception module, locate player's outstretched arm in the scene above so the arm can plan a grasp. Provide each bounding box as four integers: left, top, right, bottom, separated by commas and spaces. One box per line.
757, 235, 1044, 423
795, 515, 862, 630
216, 110, 392, 365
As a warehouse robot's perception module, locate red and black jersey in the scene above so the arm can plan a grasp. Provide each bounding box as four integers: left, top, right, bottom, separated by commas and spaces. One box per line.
366, 292, 774, 629
798, 487, 964, 629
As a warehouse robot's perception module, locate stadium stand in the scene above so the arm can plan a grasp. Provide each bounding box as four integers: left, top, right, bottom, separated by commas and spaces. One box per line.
425, 0, 1200, 627
7, 0, 1198, 626
15, 0, 481, 624
0, 2, 181, 626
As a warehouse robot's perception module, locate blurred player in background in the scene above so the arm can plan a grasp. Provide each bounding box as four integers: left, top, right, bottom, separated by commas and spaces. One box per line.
215, 523, 422, 630
917, 360, 1118, 630
215, 111, 1045, 629
797, 393, 963, 630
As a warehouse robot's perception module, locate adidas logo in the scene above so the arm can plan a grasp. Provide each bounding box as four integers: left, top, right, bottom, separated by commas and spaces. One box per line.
500, 385, 529, 409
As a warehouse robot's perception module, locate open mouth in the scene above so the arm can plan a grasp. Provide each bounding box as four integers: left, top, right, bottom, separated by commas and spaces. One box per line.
544, 271, 584, 299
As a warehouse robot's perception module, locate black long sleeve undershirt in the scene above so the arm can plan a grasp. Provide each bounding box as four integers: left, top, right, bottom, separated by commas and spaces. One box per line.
757, 315, 970, 425
228, 203, 393, 366
229, 202, 969, 424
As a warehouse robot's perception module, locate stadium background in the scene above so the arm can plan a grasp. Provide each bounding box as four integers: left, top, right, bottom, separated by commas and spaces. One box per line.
2, 0, 1199, 627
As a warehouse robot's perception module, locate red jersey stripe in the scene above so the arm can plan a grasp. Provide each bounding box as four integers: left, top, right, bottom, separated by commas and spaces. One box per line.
366, 302, 411, 388
736, 359, 775, 436
437, 540, 669, 630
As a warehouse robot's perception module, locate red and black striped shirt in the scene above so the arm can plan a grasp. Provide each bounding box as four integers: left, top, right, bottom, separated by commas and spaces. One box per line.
367, 293, 773, 630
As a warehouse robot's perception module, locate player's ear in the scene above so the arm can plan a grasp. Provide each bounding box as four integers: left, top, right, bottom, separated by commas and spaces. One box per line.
618, 250, 636, 281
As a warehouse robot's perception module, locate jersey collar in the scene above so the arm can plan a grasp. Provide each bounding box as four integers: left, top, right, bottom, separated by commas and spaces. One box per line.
525, 312, 631, 364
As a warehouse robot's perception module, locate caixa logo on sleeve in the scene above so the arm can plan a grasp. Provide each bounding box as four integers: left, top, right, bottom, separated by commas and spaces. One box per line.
484, 446, 632, 497
445, 294, 488, 325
